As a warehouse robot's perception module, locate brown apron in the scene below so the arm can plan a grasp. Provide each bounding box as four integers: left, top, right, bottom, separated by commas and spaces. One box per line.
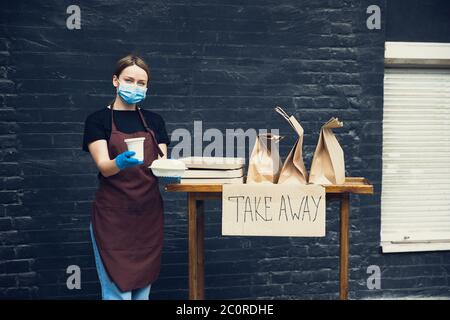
91, 104, 165, 292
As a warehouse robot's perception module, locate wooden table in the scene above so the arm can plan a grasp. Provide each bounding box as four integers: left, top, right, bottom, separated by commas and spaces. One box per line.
165, 177, 374, 300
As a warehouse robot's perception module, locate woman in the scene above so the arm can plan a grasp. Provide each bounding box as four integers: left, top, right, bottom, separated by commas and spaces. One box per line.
82, 54, 170, 300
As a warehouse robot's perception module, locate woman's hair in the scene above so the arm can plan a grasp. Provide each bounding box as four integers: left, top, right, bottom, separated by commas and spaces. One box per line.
110, 54, 150, 106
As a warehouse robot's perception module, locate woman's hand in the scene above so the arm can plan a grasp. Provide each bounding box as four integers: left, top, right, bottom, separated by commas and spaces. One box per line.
115, 151, 144, 170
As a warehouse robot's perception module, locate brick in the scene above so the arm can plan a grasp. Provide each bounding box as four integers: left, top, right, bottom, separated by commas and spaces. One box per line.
14, 245, 35, 259
2, 259, 31, 273
251, 284, 284, 297
251, 272, 270, 285
0, 109, 16, 121
0, 217, 13, 231
0, 275, 16, 287
16, 272, 38, 286
0, 191, 19, 204
270, 271, 292, 284
1, 177, 22, 190
0, 79, 15, 93
0, 230, 26, 245
4, 287, 36, 299
0, 246, 15, 259
0, 38, 10, 51
12, 217, 35, 230
0, 162, 19, 176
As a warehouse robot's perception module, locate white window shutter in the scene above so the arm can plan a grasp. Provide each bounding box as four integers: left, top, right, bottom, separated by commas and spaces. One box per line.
381, 68, 450, 253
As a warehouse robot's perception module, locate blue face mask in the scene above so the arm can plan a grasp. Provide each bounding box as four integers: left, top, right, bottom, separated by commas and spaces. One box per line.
117, 81, 147, 104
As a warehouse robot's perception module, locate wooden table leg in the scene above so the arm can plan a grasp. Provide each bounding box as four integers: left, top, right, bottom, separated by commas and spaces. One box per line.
196, 197, 205, 299
339, 192, 350, 300
188, 193, 205, 300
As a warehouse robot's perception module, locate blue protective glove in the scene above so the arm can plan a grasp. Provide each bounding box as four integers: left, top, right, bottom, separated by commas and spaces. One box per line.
114, 151, 144, 170
158, 176, 181, 184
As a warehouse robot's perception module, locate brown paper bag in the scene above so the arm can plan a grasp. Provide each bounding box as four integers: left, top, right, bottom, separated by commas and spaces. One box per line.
274, 106, 308, 184
246, 133, 283, 184
309, 117, 345, 185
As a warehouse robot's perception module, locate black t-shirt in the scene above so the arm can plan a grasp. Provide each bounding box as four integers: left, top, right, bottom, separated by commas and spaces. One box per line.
82, 105, 170, 153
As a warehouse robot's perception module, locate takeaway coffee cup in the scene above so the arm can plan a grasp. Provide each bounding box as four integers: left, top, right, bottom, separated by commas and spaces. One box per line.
124, 137, 146, 162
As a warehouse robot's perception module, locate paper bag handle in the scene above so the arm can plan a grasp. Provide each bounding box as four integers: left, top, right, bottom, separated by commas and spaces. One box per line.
274, 106, 304, 136
274, 106, 291, 122
323, 117, 344, 129
258, 132, 284, 142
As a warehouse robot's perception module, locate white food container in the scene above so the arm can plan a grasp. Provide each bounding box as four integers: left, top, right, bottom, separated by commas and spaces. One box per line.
149, 159, 187, 177
179, 156, 245, 170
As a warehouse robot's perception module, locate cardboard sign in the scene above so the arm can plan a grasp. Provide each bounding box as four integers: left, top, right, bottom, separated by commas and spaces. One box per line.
222, 184, 326, 237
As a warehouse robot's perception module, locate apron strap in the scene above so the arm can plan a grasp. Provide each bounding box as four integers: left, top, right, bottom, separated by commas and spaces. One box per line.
110, 104, 119, 132
136, 108, 165, 158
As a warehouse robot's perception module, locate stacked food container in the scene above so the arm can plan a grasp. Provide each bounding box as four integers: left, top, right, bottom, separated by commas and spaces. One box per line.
178, 157, 245, 184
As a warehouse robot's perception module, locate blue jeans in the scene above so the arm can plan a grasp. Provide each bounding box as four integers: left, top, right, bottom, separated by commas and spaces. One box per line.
89, 223, 152, 300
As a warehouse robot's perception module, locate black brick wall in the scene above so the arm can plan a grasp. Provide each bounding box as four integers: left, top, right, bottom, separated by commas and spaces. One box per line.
1, 0, 449, 299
